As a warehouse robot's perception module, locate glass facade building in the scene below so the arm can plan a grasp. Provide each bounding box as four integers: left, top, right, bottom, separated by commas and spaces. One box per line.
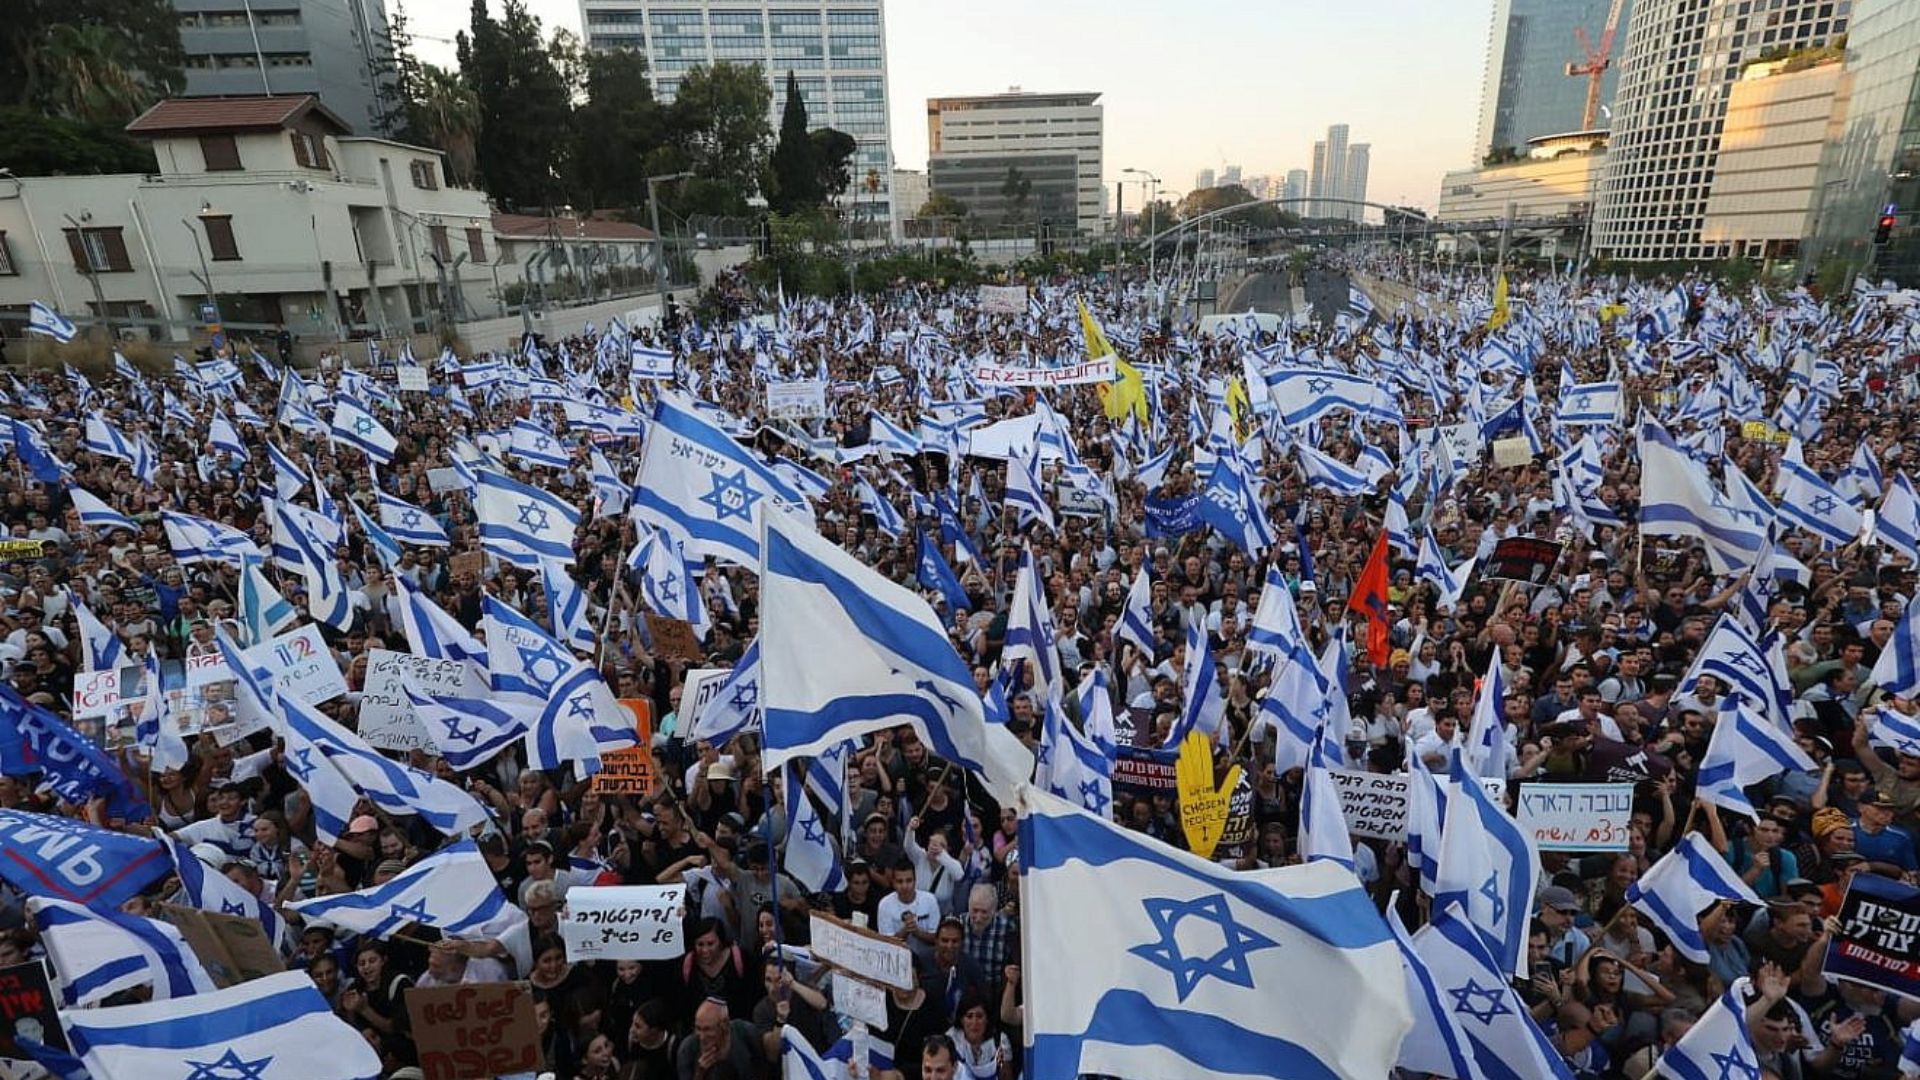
1804, 0, 1920, 285
1476, 0, 1635, 158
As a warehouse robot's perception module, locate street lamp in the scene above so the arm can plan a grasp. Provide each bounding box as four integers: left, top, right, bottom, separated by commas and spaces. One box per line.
182, 202, 223, 352
1123, 168, 1161, 283
645, 171, 694, 318
60, 211, 111, 345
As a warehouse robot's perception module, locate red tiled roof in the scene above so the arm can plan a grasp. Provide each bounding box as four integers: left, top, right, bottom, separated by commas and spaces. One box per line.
125, 95, 350, 136
492, 213, 656, 242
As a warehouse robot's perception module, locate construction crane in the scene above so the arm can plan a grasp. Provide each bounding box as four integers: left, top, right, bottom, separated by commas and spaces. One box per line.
1565, 0, 1628, 131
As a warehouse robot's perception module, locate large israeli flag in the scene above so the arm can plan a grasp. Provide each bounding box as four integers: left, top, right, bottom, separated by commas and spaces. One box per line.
1410, 902, 1574, 1080
1880, 471, 1920, 562
1637, 418, 1764, 574
280, 692, 489, 837
376, 490, 449, 547
760, 512, 1033, 802
1434, 750, 1539, 978
59, 969, 382, 1080
476, 467, 580, 569
285, 838, 515, 940
1696, 697, 1816, 819
1021, 787, 1410, 1080
1557, 380, 1622, 426
29, 896, 216, 1006
327, 394, 397, 465
1776, 447, 1863, 548
1263, 367, 1397, 428
406, 690, 532, 771
509, 417, 573, 470
633, 392, 810, 569
1625, 832, 1763, 963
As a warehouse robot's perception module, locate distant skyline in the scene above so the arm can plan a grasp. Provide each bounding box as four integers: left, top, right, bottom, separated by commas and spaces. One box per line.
406, 0, 1491, 211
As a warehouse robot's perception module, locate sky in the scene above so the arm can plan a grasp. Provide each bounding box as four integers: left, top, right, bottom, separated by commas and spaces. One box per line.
406, 0, 1492, 211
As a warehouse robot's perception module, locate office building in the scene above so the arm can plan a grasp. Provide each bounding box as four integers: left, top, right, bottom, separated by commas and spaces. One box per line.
1343, 144, 1371, 217
1475, 0, 1635, 160
926, 90, 1104, 233
1803, 0, 1920, 285
173, 0, 395, 135
1437, 131, 1608, 223
1308, 123, 1352, 218
888, 168, 927, 239
1593, 0, 1848, 262
1700, 57, 1848, 258
1283, 169, 1309, 213
1194, 168, 1215, 192
576, 0, 894, 221
1219, 165, 1242, 188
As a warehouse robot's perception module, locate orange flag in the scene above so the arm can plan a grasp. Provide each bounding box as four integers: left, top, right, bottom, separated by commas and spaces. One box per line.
1349, 530, 1392, 668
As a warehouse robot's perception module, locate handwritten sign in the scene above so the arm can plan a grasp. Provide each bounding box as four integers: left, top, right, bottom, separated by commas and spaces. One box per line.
71, 665, 142, 720
809, 913, 916, 991
450, 550, 485, 580
1515, 782, 1634, 852
1491, 436, 1534, 468
0, 961, 64, 1056
970, 357, 1116, 388
183, 650, 232, 688
244, 624, 346, 705
405, 982, 542, 1080
645, 613, 703, 661
591, 747, 655, 795
834, 972, 889, 1028
1175, 731, 1239, 860
1825, 873, 1920, 1001
560, 884, 685, 961
767, 380, 828, 419
1327, 771, 1508, 841
358, 649, 487, 752
396, 366, 430, 392
678, 667, 732, 738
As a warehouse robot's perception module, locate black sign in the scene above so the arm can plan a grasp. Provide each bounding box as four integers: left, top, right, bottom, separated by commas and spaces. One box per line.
1483, 537, 1565, 586
1826, 873, 1920, 1001
0, 960, 66, 1056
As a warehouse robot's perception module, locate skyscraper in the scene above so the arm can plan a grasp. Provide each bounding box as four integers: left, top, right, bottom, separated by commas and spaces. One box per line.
173, 0, 394, 134
1474, 0, 1635, 160
1307, 144, 1327, 217
1283, 169, 1309, 214
577, 0, 894, 220
1308, 124, 1356, 219
1594, 0, 1848, 261
1194, 168, 1216, 191
1343, 144, 1371, 219
1219, 165, 1242, 188
1803, 0, 1920, 284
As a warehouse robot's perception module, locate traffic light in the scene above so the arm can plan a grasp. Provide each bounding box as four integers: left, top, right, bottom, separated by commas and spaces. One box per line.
1877, 209, 1898, 245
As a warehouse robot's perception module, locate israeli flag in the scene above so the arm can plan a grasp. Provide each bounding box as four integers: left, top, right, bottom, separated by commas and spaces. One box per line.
1197, 452, 1275, 556
630, 522, 706, 632
543, 560, 597, 652
1434, 750, 1539, 978
327, 395, 397, 465
1637, 418, 1765, 574
483, 597, 636, 770
1879, 472, 1920, 562
1464, 655, 1510, 779
1136, 441, 1177, 490
1264, 367, 1396, 428
280, 692, 490, 837
476, 467, 580, 569
83, 415, 138, 462
164, 836, 287, 951
351, 503, 403, 572
208, 410, 248, 460
162, 510, 261, 569
1870, 705, 1920, 756
1872, 599, 1920, 700
239, 560, 297, 646
915, 530, 971, 615
1036, 693, 1116, 818
509, 417, 572, 470
285, 838, 513, 939
271, 696, 357, 843
1680, 614, 1792, 729
1654, 978, 1763, 1080
1299, 739, 1354, 871
1416, 527, 1474, 610
377, 490, 449, 546
395, 577, 488, 682
1557, 380, 1622, 426
1295, 442, 1374, 496
1625, 832, 1763, 963
760, 513, 1033, 802
1697, 697, 1816, 819
630, 341, 675, 381
1410, 902, 1573, 1080
29, 896, 216, 1006
1004, 442, 1055, 531
687, 637, 762, 745
857, 478, 906, 538
783, 769, 845, 894
1166, 621, 1225, 747
1022, 786, 1411, 1079
27, 301, 76, 343
270, 501, 351, 631
1776, 448, 1863, 548
1004, 544, 1063, 700
70, 487, 137, 535
405, 690, 531, 771
1117, 565, 1157, 656
868, 411, 921, 455
69, 592, 124, 672
59, 969, 382, 1080
633, 392, 809, 570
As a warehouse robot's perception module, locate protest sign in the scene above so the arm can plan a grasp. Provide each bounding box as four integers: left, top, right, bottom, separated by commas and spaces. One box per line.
767, 380, 828, 420
358, 649, 487, 752
1826, 873, 1920, 1001
0, 961, 64, 1056
449, 550, 485, 579
1176, 732, 1241, 860
244, 624, 347, 705
1516, 782, 1634, 852
405, 982, 542, 1080
560, 885, 685, 961
1326, 771, 1507, 841
591, 747, 655, 795
978, 284, 1028, 315
1144, 492, 1203, 537
1491, 436, 1534, 468
0, 539, 45, 560
809, 912, 916, 991
159, 903, 284, 988
969, 357, 1116, 388
834, 971, 889, 1028
183, 650, 231, 688
1435, 422, 1484, 466
1483, 537, 1565, 586
677, 667, 732, 734
427, 467, 467, 494
1112, 745, 1177, 802
396, 366, 430, 392
645, 613, 704, 660
71, 665, 142, 720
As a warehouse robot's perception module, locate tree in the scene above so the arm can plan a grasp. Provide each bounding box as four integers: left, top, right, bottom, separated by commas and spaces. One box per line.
1176, 183, 1296, 231
570, 49, 663, 210
918, 193, 968, 219
666, 61, 773, 213
35, 23, 157, 124
0, 107, 157, 175
370, 2, 428, 142
416, 65, 479, 187
810, 128, 857, 204
768, 71, 820, 213
1000, 165, 1032, 224
5, 0, 182, 116
459, 0, 572, 210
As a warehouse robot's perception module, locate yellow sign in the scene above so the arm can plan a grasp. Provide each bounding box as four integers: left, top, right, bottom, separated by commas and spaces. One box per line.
0, 539, 45, 559
1740, 420, 1791, 445
1175, 731, 1241, 860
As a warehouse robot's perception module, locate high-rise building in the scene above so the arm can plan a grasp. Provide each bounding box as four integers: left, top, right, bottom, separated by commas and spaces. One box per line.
926, 91, 1103, 233
1474, 0, 1635, 160
577, 1, 894, 221
1283, 169, 1309, 213
1194, 168, 1216, 191
1343, 144, 1371, 219
173, 0, 395, 135
1804, 0, 1920, 284
1219, 165, 1242, 188
1307, 124, 1351, 218
1594, 0, 1848, 261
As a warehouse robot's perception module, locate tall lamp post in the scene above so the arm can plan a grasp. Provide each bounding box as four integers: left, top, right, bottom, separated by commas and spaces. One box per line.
1123, 168, 1161, 284
59, 211, 112, 344
182, 202, 224, 354
646, 171, 693, 319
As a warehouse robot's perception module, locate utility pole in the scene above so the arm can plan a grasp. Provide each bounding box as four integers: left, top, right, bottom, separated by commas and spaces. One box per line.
646, 171, 693, 320
60, 212, 112, 344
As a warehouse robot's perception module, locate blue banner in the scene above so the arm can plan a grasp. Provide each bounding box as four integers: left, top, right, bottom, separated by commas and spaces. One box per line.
0, 687, 149, 822
0, 809, 170, 907
1825, 871, 1920, 1000
1144, 493, 1203, 539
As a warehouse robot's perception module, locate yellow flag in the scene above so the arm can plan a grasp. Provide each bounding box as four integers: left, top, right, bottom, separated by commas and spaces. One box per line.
1082, 298, 1146, 423
1597, 302, 1630, 323
1225, 376, 1251, 439
1077, 298, 1114, 362
1488, 271, 1510, 330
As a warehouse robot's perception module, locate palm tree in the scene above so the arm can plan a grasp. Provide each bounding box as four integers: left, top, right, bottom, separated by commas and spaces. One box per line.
416, 65, 480, 187
37, 24, 153, 125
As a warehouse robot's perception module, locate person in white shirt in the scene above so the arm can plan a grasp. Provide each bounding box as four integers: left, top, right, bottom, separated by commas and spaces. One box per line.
1410, 713, 1462, 772
875, 859, 941, 957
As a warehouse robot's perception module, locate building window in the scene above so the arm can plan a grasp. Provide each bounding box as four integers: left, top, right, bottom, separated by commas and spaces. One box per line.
465, 226, 486, 262
0, 233, 13, 276
202, 215, 240, 261
290, 130, 330, 170
429, 224, 450, 262
410, 160, 439, 190
63, 227, 132, 273
199, 133, 242, 171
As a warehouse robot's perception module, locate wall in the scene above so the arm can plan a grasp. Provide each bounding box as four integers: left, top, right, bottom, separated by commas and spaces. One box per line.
1437, 151, 1605, 222
1701, 61, 1847, 251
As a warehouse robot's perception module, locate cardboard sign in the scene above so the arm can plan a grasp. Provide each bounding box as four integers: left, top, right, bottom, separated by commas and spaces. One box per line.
1825, 873, 1920, 1001
396, 366, 430, 392
834, 972, 889, 1028
158, 903, 285, 988
245, 624, 347, 705
0, 960, 64, 1056
405, 982, 542, 1080
645, 613, 704, 661
1327, 770, 1509, 841
358, 649, 487, 752
1175, 731, 1240, 860
427, 467, 467, 493
1515, 782, 1634, 852
1483, 536, 1565, 586
767, 380, 829, 420
977, 284, 1028, 315
560, 885, 685, 961
1491, 436, 1534, 468
592, 747, 655, 795
809, 913, 916, 991
450, 550, 485, 580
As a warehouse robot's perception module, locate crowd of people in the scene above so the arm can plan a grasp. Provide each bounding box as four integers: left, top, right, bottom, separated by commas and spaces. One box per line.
0, 255, 1918, 1080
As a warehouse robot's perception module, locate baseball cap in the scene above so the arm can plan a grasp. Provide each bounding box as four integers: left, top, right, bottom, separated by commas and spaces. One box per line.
347, 814, 380, 834
1538, 885, 1582, 914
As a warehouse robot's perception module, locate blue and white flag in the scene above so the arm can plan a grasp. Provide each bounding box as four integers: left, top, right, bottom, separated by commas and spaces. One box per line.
395, 578, 487, 682
783, 771, 845, 894
1295, 442, 1374, 496
1385, 903, 1477, 1079
1776, 447, 1863, 548
351, 502, 402, 572
1004, 545, 1062, 700
165, 836, 287, 951
630, 341, 675, 381
543, 560, 598, 652
83, 416, 137, 462
857, 478, 906, 538
1880, 471, 1920, 563
71, 487, 137, 534
1654, 978, 1762, 1080
1166, 621, 1225, 747
630, 522, 707, 636
1556, 380, 1622, 426
285, 839, 515, 940
1196, 452, 1276, 556
482, 598, 635, 770
1870, 705, 1920, 756
759, 514, 1033, 802
208, 410, 248, 460
1263, 368, 1397, 428
1696, 698, 1817, 819
1624, 832, 1763, 964
1410, 902, 1573, 1080
509, 417, 572, 470
687, 638, 762, 745
1680, 614, 1791, 728
239, 560, 298, 646
632, 393, 809, 569
1299, 740, 1354, 872
0, 809, 168, 907
915, 530, 970, 615
10, 419, 68, 483
162, 511, 262, 570
269, 501, 351, 631
0, 690, 150, 822
70, 592, 124, 671
280, 692, 489, 837
1004, 442, 1055, 531
475, 467, 580, 569
1637, 418, 1765, 574
1873, 600, 1920, 701
1036, 694, 1116, 818
1117, 565, 1157, 656
327, 395, 397, 464
59, 969, 382, 1080
1434, 751, 1540, 978
376, 490, 449, 547
405, 690, 531, 771
27, 301, 76, 343
30, 896, 215, 1006
1247, 566, 1310, 668
1020, 786, 1411, 1080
